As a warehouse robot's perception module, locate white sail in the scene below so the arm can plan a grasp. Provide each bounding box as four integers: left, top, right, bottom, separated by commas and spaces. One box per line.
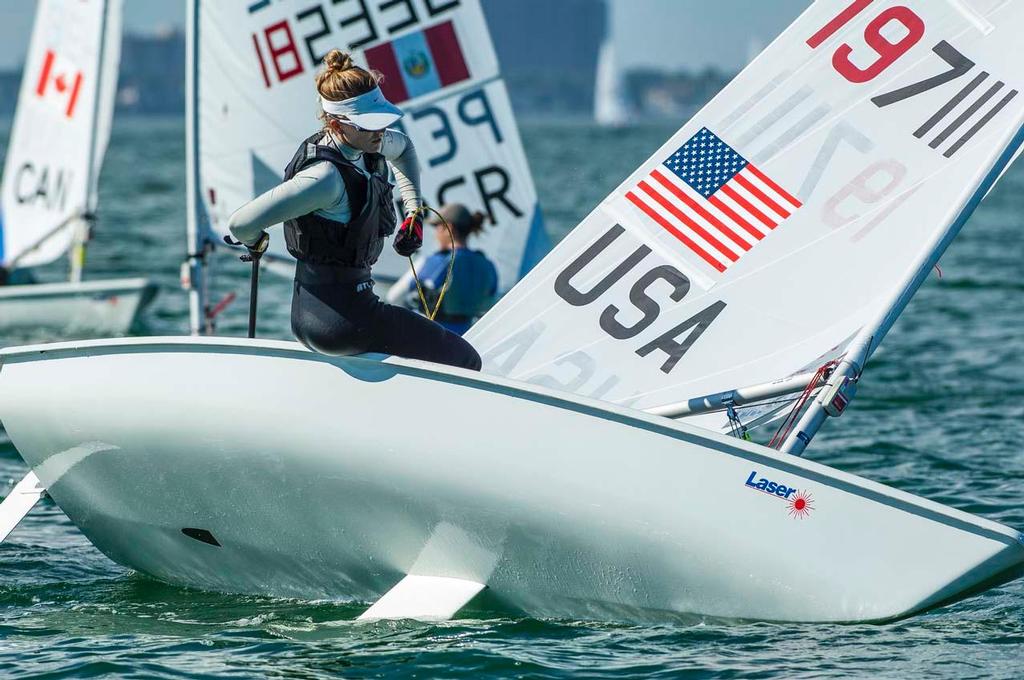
191, 0, 547, 291
0, 0, 122, 269
469, 0, 1024, 434
594, 39, 630, 127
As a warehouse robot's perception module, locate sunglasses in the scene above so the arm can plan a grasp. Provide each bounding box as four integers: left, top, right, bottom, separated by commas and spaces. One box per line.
329, 115, 381, 133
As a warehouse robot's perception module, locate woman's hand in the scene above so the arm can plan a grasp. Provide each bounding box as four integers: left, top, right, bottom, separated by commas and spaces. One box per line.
223, 231, 269, 262
245, 231, 270, 256
393, 213, 423, 257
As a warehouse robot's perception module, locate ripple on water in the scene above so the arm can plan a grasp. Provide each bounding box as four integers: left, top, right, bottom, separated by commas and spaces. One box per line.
0, 119, 1023, 678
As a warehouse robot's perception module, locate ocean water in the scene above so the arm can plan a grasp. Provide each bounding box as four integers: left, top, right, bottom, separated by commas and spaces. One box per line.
1, 118, 1023, 678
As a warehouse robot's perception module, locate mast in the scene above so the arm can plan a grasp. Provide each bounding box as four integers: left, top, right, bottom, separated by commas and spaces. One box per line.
69, 0, 111, 283
185, 0, 210, 335
780, 120, 1024, 456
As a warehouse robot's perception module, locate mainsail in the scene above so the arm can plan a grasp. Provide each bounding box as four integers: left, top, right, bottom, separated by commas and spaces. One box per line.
0, 0, 122, 270
469, 0, 1024, 435
187, 0, 547, 332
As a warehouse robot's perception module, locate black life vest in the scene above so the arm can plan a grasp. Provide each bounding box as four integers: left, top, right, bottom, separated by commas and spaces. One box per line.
282, 133, 397, 268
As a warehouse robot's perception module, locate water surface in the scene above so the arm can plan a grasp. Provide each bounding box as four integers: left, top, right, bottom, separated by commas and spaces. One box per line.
1, 118, 1022, 678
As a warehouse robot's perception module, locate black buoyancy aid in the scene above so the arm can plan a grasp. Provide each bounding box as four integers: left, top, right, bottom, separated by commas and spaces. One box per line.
282, 132, 397, 268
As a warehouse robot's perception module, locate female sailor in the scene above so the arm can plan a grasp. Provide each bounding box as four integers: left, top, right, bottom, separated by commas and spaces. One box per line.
227, 50, 481, 371
406, 203, 499, 336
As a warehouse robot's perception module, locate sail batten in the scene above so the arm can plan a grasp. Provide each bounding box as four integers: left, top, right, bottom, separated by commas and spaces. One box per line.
469, 0, 1024, 437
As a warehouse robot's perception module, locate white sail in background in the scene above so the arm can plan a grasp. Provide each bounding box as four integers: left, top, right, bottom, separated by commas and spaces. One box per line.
192, 0, 547, 290
469, 0, 1024, 432
594, 39, 630, 127
91, 2, 121, 210
1, 0, 122, 269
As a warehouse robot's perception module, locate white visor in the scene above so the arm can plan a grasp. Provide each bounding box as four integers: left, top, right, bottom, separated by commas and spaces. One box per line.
321, 86, 403, 131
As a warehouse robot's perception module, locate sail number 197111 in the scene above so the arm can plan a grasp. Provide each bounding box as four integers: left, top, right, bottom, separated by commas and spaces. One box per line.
808, 0, 1018, 159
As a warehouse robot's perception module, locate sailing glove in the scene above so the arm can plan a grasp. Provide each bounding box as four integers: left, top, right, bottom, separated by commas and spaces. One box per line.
393, 214, 423, 257
240, 231, 270, 262
246, 231, 270, 255
223, 231, 269, 262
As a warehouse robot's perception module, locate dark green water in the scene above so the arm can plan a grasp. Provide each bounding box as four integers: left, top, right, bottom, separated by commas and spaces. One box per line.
1, 118, 1023, 678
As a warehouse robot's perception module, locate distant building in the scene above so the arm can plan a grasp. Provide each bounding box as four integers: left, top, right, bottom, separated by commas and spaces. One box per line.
0, 29, 186, 118
118, 28, 186, 115
482, 0, 607, 118
480, 0, 729, 121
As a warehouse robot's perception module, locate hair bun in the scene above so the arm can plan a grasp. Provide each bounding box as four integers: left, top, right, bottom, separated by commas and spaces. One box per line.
316, 49, 379, 112
323, 49, 354, 73
469, 210, 490, 235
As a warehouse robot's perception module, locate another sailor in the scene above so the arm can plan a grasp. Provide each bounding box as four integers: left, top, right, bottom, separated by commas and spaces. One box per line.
406, 204, 498, 335
227, 50, 481, 371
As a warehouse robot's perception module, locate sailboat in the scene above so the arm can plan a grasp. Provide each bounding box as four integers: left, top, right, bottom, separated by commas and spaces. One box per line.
2, 1, 1024, 623
594, 18, 630, 127
0, 0, 157, 337
183, 0, 548, 334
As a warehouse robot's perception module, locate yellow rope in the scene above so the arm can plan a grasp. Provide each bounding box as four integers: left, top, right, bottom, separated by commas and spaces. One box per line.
407, 204, 456, 321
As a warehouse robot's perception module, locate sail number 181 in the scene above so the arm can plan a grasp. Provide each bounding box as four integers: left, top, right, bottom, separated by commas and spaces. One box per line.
807, 0, 924, 83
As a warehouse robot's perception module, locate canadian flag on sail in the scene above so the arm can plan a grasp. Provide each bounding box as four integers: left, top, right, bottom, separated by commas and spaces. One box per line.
35, 49, 84, 119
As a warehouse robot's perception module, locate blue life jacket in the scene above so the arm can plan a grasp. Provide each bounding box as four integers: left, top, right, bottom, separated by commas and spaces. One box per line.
410, 248, 498, 334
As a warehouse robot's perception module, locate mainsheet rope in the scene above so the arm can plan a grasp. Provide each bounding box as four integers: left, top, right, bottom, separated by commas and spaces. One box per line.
406, 204, 457, 321
768, 359, 840, 450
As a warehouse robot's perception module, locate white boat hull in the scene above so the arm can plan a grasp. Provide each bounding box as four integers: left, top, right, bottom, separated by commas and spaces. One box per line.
0, 278, 157, 336
0, 337, 1021, 623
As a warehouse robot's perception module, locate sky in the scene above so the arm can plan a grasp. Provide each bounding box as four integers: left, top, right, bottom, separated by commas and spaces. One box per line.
612, 0, 810, 71
0, 0, 811, 72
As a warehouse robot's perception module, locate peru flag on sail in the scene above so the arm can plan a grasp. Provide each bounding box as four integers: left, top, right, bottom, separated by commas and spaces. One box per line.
365, 21, 471, 104
196, 0, 546, 294
626, 128, 801, 275
34, 50, 84, 119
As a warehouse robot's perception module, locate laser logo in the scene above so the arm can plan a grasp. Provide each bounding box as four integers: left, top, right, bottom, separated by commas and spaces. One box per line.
745, 470, 815, 519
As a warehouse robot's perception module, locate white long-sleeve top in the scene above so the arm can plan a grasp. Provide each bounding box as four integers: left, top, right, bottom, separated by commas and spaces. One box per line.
227, 129, 422, 246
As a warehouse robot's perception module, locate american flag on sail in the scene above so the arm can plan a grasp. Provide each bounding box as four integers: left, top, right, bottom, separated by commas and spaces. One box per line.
626, 128, 801, 274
